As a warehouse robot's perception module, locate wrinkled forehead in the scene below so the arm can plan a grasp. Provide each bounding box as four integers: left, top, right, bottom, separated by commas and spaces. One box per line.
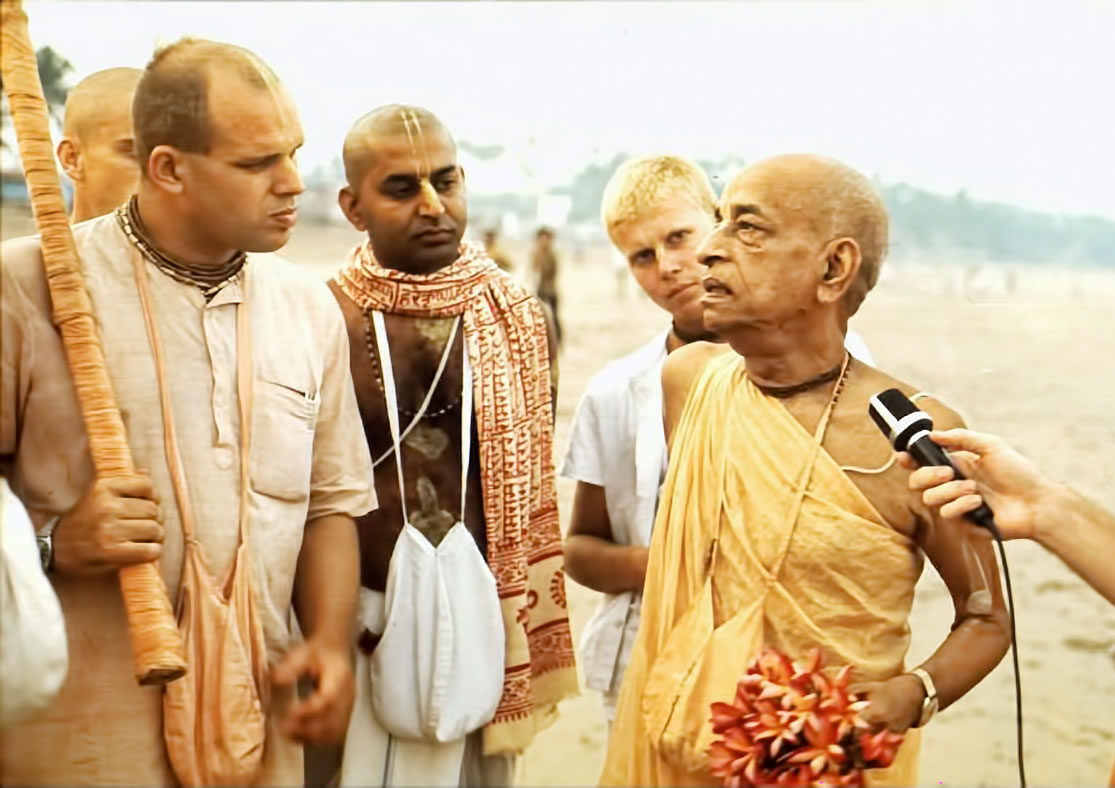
720, 165, 816, 227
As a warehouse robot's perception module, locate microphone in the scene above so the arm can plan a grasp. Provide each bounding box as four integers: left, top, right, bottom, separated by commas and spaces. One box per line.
867, 388, 996, 530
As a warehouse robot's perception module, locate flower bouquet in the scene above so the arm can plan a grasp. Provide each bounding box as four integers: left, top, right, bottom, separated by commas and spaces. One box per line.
707, 647, 905, 787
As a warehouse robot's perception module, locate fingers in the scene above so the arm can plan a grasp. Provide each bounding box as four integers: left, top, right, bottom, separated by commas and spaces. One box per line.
928, 429, 1000, 457
103, 473, 160, 504
272, 643, 312, 689
294, 658, 341, 720
847, 680, 880, 701
105, 540, 163, 566
939, 494, 986, 521
276, 646, 353, 745
921, 478, 979, 509
285, 708, 338, 746
115, 518, 165, 544
947, 451, 981, 479
895, 452, 917, 471
115, 496, 163, 523
908, 465, 955, 491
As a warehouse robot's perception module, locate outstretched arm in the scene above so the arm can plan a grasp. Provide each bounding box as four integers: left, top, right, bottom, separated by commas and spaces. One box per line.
904, 428, 1115, 605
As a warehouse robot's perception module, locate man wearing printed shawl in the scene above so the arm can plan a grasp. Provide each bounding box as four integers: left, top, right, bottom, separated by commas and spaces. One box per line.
327, 105, 578, 787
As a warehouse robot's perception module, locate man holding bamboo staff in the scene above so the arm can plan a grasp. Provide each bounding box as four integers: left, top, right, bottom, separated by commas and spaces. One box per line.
1, 38, 375, 786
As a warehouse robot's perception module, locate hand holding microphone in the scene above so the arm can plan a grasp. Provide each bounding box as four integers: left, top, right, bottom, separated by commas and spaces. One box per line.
897, 428, 1057, 542
868, 389, 999, 531
887, 417, 1115, 607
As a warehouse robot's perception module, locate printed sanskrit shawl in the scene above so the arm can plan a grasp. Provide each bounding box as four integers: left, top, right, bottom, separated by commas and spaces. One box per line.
336, 240, 578, 754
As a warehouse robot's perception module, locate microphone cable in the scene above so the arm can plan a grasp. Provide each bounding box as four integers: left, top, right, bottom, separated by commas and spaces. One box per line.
982, 516, 1026, 788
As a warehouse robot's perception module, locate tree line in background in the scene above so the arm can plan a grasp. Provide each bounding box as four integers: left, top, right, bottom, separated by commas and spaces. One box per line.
4, 48, 1113, 268
468, 153, 1115, 268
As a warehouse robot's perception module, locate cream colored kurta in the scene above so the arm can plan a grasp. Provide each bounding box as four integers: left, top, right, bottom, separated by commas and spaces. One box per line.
601, 354, 924, 787
0, 214, 376, 786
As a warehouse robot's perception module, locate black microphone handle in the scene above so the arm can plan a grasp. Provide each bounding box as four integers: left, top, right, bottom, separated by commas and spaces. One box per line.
906, 435, 997, 530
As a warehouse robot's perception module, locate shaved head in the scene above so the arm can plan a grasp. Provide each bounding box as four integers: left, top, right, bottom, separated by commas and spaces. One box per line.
58, 67, 143, 221
726, 154, 888, 313
62, 68, 142, 141
342, 104, 453, 191
337, 104, 465, 274
132, 38, 283, 172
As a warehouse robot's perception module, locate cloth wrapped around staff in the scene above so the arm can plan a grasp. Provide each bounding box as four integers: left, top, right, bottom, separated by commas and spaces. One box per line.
0, 0, 184, 684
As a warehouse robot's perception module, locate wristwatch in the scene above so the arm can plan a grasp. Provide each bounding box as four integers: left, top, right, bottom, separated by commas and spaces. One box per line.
36, 515, 61, 573
908, 667, 939, 727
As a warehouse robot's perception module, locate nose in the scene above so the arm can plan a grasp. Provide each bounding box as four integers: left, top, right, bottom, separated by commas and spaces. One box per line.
275, 155, 304, 197
418, 180, 446, 217
659, 245, 684, 277
696, 230, 729, 269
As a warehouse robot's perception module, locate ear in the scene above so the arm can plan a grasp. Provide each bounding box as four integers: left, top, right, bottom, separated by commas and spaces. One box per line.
337, 185, 366, 232
57, 138, 83, 181
817, 237, 861, 305
147, 145, 186, 194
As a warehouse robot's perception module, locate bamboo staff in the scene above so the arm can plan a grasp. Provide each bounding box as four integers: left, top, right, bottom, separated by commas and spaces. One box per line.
1, 0, 186, 684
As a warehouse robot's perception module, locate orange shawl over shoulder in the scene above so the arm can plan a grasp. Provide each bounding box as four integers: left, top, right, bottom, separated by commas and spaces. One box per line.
335, 240, 578, 754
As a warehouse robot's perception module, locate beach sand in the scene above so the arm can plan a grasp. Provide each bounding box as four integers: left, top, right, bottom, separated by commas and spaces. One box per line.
4, 208, 1112, 785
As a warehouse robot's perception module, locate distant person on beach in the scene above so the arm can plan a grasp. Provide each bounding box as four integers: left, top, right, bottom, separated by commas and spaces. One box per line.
562, 155, 875, 733
531, 226, 562, 345
482, 227, 514, 273
600, 154, 1011, 786
57, 67, 143, 223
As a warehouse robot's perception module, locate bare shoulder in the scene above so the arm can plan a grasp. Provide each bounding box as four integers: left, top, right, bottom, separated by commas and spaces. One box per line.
662, 341, 730, 399
847, 362, 966, 432
662, 341, 732, 444
830, 362, 967, 537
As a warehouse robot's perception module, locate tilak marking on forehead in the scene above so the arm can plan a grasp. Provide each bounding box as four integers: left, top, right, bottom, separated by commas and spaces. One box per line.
398, 107, 443, 212
399, 108, 422, 177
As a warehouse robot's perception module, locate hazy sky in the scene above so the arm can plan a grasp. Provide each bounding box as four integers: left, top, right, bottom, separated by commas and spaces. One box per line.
14, 0, 1115, 218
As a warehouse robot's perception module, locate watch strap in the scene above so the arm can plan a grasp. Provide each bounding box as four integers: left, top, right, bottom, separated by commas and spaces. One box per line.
908, 667, 939, 727
36, 514, 61, 572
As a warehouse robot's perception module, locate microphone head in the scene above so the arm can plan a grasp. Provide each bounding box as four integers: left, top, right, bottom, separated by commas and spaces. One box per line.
868, 388, 934, 451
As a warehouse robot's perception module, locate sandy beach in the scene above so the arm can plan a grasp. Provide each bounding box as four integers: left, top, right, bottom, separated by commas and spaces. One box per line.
3, 208, 1112, 786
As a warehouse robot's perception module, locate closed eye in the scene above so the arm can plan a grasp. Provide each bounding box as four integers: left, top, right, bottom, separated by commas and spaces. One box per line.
237, 155, 279, 171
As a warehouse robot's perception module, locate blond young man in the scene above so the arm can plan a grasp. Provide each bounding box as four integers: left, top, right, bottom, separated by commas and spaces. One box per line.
561, 155, 873, 726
